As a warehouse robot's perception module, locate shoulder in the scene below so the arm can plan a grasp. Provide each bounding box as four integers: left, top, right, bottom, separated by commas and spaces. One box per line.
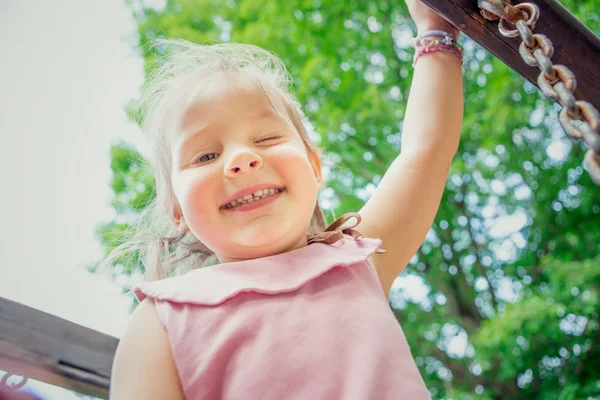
110, 298, 185, 400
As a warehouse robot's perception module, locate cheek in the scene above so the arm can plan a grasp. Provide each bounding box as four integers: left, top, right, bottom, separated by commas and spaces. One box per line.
268, 144, 319, 203
174, 170, 219, 221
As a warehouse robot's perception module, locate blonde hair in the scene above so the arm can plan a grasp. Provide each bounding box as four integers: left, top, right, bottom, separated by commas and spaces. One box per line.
98, 39, 326, 283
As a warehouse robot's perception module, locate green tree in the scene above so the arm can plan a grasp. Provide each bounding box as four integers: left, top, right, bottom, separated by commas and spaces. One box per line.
94, 1, 600, 398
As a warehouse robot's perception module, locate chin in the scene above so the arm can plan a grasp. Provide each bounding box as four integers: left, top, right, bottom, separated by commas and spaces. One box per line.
233, 223, 304, 256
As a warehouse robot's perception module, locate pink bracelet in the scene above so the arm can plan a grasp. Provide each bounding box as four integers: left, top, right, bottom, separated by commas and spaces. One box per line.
412, 43, 464, 67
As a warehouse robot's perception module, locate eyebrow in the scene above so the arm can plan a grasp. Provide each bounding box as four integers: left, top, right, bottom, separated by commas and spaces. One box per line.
176, 108, 283, 151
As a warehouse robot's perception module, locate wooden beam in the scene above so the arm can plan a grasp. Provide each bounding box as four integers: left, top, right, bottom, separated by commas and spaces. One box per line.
421, 0, 600, 111
0, 296, 119, 399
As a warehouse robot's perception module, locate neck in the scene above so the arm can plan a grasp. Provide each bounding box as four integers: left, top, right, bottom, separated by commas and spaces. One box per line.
215, 233, 309, 264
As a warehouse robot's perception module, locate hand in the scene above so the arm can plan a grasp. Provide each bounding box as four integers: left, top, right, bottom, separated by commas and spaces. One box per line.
404, 0, 461, 39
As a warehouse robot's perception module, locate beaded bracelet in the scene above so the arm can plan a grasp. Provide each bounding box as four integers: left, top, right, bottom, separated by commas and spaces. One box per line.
410, 30, 463, 67
410, 30, 459, 48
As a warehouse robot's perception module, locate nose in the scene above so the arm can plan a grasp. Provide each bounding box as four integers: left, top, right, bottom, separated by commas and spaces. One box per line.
224, 148, 263, 177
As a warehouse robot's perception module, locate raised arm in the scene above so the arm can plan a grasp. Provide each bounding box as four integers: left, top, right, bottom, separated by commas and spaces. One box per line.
357, 9, 464, 297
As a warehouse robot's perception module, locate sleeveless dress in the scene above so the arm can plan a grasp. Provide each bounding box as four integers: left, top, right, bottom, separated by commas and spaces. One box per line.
132, 213, 430, 399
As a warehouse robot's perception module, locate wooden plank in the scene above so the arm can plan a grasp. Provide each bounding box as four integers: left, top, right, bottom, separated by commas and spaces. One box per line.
0, 296, 119, 399
421, 0, 600, 111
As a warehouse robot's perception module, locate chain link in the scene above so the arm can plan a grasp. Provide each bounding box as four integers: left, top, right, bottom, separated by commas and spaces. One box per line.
478, 0, 600, 185
1, 373, 36, 399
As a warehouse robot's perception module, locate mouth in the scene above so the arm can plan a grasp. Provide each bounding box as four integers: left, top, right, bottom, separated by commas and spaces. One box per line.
221, 187, 285, 211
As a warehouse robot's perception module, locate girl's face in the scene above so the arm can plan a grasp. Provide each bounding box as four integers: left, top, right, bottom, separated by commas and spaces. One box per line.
169, 80, 322, 263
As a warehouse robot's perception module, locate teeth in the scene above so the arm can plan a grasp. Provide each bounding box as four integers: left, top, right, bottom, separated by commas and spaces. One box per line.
224, 188, 282, 209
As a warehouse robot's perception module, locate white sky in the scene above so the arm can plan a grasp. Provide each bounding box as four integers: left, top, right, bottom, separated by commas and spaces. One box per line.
1, 0, 146, 397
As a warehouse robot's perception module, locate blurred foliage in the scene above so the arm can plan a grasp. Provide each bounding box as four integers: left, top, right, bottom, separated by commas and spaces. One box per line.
94, 0, 600, 398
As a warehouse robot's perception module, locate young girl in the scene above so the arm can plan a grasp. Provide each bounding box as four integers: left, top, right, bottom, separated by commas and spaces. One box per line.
109, 1, 463, 398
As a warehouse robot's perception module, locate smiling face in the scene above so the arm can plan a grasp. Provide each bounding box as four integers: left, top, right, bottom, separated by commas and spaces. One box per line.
168, 76, 322, 263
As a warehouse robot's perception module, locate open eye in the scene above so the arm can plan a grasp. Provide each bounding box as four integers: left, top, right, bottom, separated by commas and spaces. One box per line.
196, 153, 218, 163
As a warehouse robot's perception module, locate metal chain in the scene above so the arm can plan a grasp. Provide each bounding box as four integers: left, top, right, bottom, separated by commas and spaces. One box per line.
478, 0, 600, 185
1, 373, 36, 399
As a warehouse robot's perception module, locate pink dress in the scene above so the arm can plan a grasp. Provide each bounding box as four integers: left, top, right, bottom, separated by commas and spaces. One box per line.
133, 214, 430, 399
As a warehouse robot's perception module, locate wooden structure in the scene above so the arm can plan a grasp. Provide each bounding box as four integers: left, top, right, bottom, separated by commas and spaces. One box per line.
0, 297, 115, 398
422, 0, 600, 111
0, 1, 599, 399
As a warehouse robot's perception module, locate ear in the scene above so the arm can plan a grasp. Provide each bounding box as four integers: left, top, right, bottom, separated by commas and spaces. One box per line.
308, 148, 323, 188
167, 203, 190, 234
176, 218, 190, 234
